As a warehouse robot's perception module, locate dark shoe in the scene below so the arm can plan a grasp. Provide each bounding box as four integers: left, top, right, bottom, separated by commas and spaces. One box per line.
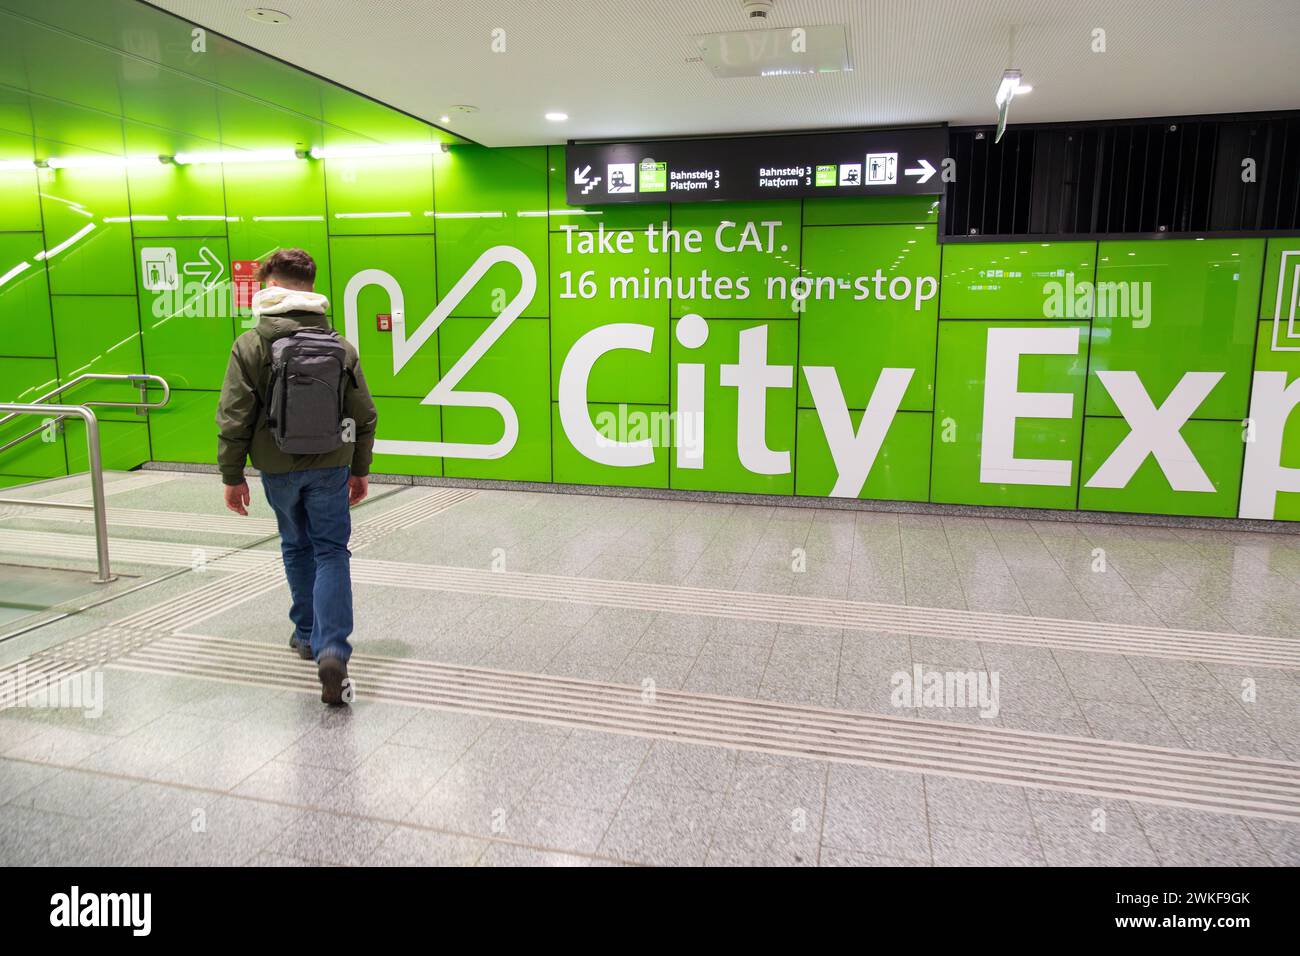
289, 634, 313, 661
318, 655, 351, 706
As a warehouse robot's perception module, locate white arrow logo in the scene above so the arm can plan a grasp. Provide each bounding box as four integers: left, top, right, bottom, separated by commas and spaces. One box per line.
342, 246, 536, 461
574, 164, 602, 195
182, 245, 224, 288
904, 158, 936, 184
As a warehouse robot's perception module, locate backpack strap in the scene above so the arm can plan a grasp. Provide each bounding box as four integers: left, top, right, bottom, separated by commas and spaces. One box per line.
264, 364, 280, 429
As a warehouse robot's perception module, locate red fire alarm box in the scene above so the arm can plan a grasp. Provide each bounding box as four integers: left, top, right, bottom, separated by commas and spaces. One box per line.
232, 260, 261, 308
376, 313, 392, 331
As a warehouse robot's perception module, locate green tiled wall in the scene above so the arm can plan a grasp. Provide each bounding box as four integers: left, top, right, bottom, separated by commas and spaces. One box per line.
3, 136, 1298, 522
1, 0, 1296, 521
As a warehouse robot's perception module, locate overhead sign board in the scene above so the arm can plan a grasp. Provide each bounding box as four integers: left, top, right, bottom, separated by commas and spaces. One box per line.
565, 126, 947, 205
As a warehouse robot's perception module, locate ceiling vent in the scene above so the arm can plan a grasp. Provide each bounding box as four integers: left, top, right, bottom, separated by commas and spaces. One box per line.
245, 8, 291, 25
694, 24, 850, 78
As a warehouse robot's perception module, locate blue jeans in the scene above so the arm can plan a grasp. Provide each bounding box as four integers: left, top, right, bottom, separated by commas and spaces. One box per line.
261, 466, 353, 663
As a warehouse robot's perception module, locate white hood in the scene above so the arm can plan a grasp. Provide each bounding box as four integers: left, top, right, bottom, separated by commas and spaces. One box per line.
251, 285, 330, 317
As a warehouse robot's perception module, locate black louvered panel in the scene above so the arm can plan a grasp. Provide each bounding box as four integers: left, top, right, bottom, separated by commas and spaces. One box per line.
943, 111, 1300, 241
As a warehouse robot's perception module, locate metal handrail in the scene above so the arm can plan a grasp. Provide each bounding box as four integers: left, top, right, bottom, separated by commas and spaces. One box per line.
0, 372, 170, 456
0, 403, 114, 583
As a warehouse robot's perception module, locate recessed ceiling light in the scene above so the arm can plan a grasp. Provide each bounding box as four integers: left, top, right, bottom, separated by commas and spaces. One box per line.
246, 8, 291, 24
438, 115, 451, 124
545, 112, 569, 122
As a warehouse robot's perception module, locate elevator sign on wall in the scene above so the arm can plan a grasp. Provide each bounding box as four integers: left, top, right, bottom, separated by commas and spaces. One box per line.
565, 127, 947, 205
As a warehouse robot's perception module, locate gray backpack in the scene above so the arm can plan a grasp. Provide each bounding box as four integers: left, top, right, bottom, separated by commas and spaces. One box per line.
265, 329, 352, 454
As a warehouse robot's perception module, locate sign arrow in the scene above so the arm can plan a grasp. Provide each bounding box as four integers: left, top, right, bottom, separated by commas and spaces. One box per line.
573, 164, 592, 185
182, 245, 224, 289
904, 158, 937, 184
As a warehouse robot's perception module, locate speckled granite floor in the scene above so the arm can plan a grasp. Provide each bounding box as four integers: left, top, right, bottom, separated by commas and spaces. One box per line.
0, 471, 1297, 866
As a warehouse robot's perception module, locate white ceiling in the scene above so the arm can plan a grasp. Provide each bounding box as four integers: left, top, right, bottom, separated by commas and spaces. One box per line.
147, 0, 1300, 147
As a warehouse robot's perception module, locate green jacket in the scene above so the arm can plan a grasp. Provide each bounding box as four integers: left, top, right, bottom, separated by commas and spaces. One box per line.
216, 311, 377, 486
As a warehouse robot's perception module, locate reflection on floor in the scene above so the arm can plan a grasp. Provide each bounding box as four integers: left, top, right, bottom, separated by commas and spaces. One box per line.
0, 470, 1297, 866
0, 565, 104, 627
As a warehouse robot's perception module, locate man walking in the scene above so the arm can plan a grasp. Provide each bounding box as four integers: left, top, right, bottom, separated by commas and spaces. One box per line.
216, 248, 377, 705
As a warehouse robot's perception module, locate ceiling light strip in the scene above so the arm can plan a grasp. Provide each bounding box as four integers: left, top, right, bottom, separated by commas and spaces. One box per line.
46, 154, 164, 169
310, 143, 439, 160
173, 148, 300, 166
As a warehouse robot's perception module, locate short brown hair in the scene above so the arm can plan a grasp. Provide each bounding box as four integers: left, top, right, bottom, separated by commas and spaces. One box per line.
257, 248, 316, 285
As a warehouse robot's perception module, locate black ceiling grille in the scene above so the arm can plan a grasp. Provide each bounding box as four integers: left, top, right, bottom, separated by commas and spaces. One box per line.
942, 112, 1300, 242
